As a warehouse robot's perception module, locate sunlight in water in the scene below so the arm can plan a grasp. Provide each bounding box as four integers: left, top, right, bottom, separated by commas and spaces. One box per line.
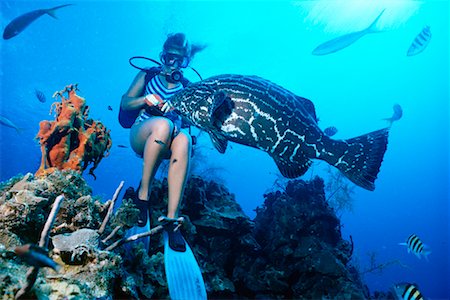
294, 0, 423, 32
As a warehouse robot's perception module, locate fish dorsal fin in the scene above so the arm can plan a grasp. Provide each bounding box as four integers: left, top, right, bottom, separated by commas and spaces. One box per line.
296, 96, 318, 122
272, 153, 311, 178
46, 4, 73, 19
366, 9, 386, 33
209, 131, 228, 154
209, 91, 233, 128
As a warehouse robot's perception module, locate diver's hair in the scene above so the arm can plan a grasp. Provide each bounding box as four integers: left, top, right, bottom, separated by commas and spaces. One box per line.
163, 32, 207, 60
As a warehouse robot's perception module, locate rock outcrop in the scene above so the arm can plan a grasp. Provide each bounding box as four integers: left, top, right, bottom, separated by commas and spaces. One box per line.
0, 171, 367, 299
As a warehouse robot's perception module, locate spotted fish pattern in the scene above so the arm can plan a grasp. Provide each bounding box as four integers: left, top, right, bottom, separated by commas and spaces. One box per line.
170, 74, 389, 191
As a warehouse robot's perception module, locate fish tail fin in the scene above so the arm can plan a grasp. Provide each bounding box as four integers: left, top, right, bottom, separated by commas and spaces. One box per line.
381, 117, 394, 127
424, 250, 431, 261
423, 244, 432, 261
46, 4, 73, 19
326, 128, 389, 191
366, 8, 386, 33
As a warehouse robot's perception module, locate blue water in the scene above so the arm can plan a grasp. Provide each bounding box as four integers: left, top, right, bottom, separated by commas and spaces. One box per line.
1, 1, 448, 298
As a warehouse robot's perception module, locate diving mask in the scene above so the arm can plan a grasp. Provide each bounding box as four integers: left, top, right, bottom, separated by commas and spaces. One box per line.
161, 52, 189, 68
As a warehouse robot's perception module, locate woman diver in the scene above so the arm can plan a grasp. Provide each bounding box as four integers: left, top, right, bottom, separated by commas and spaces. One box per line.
120, 33, 205, 250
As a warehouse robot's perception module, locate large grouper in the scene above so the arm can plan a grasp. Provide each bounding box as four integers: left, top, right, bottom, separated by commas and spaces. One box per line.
169, 74, 389, 191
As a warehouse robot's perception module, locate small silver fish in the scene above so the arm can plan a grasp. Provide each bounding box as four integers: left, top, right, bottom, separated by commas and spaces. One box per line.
399, 234, 431, 260
312, 9, 386, 56
391, 282, 425, 300
14, 244, 61, 271
407, 26, 431, 56
383, 104, 403, 126
0, 115, 22, 133
3, 4, 73, 40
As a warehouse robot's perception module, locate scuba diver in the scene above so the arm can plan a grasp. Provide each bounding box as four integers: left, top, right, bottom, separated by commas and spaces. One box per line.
120, 32, 207, 299
120, 32, 205, 234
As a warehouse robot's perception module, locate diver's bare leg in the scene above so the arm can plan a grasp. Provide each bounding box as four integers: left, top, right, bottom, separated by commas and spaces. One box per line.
167, 132, 192, 218
139, 138, 163, 200
131, 118, 173, 200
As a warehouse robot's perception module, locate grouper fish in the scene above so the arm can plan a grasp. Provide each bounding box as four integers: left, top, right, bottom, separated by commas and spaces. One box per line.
169, 74, 389, 191
3, 4, 72, 40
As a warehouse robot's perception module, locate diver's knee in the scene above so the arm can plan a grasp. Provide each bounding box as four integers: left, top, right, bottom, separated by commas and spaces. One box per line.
172, 133, 192, 159
152, 119, 174, 140
181, 132, 192, 146
177, 132, 192, 150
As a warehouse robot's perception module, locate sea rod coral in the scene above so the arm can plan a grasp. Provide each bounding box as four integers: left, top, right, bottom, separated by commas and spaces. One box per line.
35, 84, 112, 178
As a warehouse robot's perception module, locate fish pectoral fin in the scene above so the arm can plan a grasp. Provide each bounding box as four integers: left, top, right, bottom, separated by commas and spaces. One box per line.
209, 91, 228, 115
209, 131, 228, 154
209, 91, 233, 127
272, 153, 311, 178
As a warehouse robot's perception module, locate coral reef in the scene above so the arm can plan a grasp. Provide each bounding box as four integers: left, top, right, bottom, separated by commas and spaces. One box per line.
324, 166, 356, 215
127, 175, 367, 299
0, 171, 136, 299
249, 178, 365, 298
0, 171, 367, 299
35, 84, 112, 178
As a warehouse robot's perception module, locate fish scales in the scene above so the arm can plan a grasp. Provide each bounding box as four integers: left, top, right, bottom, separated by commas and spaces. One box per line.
170, 74, 389, 190
217, 76, 317, 157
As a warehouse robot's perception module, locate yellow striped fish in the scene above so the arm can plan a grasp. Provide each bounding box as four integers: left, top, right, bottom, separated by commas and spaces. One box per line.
399, 234, 431, 260
392, 282, 425, 300
407, 26, 432, 56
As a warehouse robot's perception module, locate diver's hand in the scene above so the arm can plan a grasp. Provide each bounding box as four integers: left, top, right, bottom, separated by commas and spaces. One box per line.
144, 94, 163, 107
161, 100, 174, 113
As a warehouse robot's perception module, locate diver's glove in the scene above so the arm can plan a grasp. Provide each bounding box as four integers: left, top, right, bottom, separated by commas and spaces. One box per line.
161, 100, 174, 113
144, 94, 163, 107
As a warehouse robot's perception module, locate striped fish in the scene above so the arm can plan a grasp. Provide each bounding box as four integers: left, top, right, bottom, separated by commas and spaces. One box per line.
35, 88, 46, 103
399, 234, 431, 260
391, 282, 425, 300
169, 74, 390, 191
407, 26, 431, 56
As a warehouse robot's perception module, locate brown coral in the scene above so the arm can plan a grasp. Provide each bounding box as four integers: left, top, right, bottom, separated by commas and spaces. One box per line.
35, 84, 112, 178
